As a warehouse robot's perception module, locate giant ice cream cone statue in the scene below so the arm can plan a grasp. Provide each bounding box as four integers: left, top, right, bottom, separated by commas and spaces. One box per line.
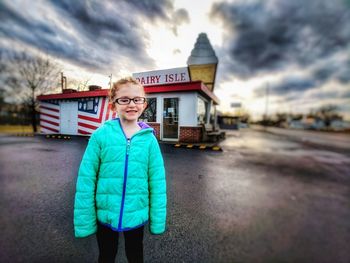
187, 33, 218, 92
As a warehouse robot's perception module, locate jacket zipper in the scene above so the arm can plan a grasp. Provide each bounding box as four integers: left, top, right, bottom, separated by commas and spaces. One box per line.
118, 138, 131, 230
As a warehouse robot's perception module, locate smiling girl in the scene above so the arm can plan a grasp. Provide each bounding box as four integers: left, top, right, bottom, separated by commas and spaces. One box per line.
74, 77, 167, 263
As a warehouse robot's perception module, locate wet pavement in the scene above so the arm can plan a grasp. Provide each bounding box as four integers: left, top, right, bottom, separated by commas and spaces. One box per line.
0, 130, 350, 263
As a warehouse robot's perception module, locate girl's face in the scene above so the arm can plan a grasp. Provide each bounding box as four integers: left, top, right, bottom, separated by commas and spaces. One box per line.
113, 83, 147, 123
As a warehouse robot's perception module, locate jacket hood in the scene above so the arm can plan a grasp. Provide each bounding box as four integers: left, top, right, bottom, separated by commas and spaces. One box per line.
105, 118, 156, 136
137, 121, 152, 130
137, 121, 157, 136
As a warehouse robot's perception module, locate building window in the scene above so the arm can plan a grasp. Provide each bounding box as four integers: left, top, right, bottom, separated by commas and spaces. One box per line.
140, 98, 157, 122
197, 97, 208, 124
78, 98, 98, 114
86, 100, 94, 110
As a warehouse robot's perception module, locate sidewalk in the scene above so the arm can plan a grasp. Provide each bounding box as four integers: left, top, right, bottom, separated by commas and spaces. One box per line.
160, 140, 223, 151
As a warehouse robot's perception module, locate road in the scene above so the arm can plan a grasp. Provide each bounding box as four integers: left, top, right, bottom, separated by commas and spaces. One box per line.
0, 129, 349, 263
250, 125, 350, 150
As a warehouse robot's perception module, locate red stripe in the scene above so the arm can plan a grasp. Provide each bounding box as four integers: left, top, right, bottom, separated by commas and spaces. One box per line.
78, 97, 106, 123
78, 122, 98, 130
78, 129, 91, 135
41, 112, 59, 119
97, 97, 106, 121
38, 91, 108, 101
105, 103, 111, 120
78, 114, 102, 122
41, 124, 59, 133
40, 119, 59, 127
40, 105, 59, 112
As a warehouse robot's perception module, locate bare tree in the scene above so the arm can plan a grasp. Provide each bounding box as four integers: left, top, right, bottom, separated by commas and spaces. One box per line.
68, 77, 92, 91
316, 105, 343, 127
77, 78, 91, 91
2, 51, 60, 132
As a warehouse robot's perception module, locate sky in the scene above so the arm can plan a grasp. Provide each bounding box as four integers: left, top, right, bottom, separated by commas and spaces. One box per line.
1, 0, 350, 120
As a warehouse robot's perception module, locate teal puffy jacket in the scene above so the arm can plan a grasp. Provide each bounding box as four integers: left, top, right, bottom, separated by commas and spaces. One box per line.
74, 119, 167, 238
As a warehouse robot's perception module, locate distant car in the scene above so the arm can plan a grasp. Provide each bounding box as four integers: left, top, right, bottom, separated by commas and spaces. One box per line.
289, 121, 304, 129
330, 120, 350, 131
239, 123, 249, 129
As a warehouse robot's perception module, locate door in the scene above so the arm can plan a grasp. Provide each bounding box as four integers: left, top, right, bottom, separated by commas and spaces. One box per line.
60, 102, 78, 134
162, 98, 179, 140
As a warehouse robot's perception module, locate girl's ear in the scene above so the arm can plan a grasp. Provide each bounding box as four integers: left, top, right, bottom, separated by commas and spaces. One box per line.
109, 102, 116, 112
142, 101, 148, 111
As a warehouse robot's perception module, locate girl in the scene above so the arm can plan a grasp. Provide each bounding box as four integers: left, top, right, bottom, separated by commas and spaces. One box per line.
74, 77, 167, 263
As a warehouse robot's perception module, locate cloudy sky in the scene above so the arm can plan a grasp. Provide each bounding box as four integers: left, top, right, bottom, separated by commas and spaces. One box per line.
1, 0, 350, 120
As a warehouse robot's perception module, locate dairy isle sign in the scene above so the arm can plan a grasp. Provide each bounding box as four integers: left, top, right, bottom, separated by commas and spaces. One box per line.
133, 67, 190, 86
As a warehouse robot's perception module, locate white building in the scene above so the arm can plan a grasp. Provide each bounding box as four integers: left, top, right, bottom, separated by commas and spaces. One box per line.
37, 33, 220, 142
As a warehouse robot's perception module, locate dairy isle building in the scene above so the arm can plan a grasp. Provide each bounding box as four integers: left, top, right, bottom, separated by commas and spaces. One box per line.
37, 33, 222, 143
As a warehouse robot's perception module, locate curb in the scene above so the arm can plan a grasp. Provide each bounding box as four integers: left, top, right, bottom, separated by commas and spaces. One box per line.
45, 134, 71, 140
14, 133, 35, 137
173, 143, 222, 151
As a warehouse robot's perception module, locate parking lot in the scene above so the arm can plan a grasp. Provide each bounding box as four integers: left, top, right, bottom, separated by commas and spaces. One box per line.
0, 129, 350, 263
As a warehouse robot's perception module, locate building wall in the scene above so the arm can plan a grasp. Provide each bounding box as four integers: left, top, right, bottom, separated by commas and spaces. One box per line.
146, 92, 198, 141
147, 92, 197, 126
147, 122, 161, 140
179, 126, 202, 143
177, 92, 197, 126
40, 91, 213, 143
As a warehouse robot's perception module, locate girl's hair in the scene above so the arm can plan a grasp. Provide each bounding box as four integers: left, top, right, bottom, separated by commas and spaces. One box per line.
108, 77, 145, 105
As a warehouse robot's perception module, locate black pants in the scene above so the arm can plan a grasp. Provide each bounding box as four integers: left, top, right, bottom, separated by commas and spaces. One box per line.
96, 221, 144, 263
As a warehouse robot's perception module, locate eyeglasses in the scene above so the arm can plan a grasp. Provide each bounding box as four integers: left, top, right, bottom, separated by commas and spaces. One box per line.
114, 97, 146, 105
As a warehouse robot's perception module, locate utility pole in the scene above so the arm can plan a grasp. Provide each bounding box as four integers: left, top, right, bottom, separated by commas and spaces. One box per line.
264, 82, 269, 128
108, 74, 112, 89
61, 72, 67, 92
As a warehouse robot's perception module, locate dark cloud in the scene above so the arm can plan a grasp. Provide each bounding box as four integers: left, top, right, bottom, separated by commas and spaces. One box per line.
48, 0, 140, 50
171, 8, 190, 36
0, 2, 99, 68
337, 71, 350, 84
0, 0, 179, 73
51, 0, 129, 40
210, 0, 350, 79
254, 77, 316, 97
125, 0, 173, 21
173, 8, 190, 24
275, 88, 346, 106
312, 65, 338, 83
335, 60, 350, 84
121, 0, 188, 36
48, 0, 166, 69
0, 2, 33, 32
311, 58, 350, 84
254, 73, 350, 107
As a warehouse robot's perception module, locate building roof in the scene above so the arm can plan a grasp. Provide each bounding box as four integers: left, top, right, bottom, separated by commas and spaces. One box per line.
37, 81, 220, 105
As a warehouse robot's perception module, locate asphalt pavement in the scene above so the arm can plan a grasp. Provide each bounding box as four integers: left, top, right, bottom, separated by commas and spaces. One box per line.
0, 130, 349, 263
